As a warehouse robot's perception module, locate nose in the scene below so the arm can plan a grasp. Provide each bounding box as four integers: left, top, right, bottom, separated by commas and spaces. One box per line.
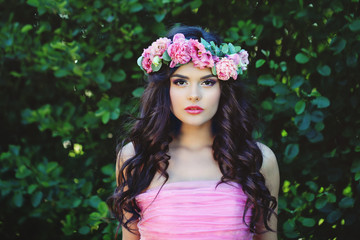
188, 85, 201, 102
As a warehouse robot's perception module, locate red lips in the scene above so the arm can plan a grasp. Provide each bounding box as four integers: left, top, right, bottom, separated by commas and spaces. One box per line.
185, 105, 204, 114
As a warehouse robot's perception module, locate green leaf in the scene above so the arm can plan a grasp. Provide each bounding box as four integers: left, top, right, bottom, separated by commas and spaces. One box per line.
88, 196, 102, 208
132, 87, 145, 98
327, 209, 342, 223
211, 66, 217, 75
290, 75, 305, 89
255, 59, 266, 68
112, 69, 126, 82
295, 100, 306, 115
79, 226, 90, 235
271, 84, 290, 95
315, 196, 327, 209
311, 96, 330, 108
221, 44, 229, 54
272, 16, 283, 28
355, 172, 360, 181
101, 112, 110, 124
154, 13, 166, 23
228, 43, 236, 54
190, 0, 202, 9
151, 61, 162, 72
311, 111, 324, 122
295, 53, 309, 64
339, 197, 355, 208
129, 3, 143, 13
16, 165, 32, 179
306, 181, 318, 192
28, 184, 37, 194
317, 65, 331, 76
261, 49, 270, 57
258, 74, 276, 86
327, 192, 336, 203
81, 182, 93, 196
284, 144, 299, 162
283, 219, 295, 232
27, 0, 39, 7
298, 113, 311, 130
299, 217, 316, 227
101, 164, 114, 176
351, 160, 360, 173
279, 61, 287, 71
13, 192, 24, 207
330, 37, 346, 54
54, 69, 69, 78
283, 219, 299, 238
21, 24, 33, 33
349, 19, 360, 32
261, 100, 272, 110
304, 192, 315, 202
137, 56, 143, 68
162, 51, 171, 62
31, 191, 43, 207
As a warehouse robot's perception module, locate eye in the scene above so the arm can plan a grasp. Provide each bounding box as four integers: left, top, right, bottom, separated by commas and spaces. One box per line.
173, 79, 188, 86
201, 79, 217, 87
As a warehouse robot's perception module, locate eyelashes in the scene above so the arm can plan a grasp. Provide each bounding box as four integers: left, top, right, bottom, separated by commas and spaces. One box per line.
202, 79, 217, 86
173, 79, 187, 86
172, 79, 217, 87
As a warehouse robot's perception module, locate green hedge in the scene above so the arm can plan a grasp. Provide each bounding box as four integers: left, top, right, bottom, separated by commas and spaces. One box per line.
1, 0, 359, 239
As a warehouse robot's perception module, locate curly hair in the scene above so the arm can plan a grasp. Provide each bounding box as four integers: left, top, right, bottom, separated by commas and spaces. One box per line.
107, 25, 277, 235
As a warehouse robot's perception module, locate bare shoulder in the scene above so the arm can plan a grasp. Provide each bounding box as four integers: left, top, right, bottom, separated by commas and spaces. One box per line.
116, 142, 135, 185
118, 142, 135, 162
256, 142, 278, 172
256, 142, 280, 195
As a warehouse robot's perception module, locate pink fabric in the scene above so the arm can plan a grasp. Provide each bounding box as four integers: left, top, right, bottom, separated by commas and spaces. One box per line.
136, 180, 253, 240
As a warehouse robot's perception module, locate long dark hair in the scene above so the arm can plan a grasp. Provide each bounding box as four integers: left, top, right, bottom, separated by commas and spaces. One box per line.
107, 25, 277, 234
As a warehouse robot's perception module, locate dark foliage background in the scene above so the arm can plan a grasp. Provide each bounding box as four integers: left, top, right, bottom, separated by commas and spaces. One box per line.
1, 0, 359, 239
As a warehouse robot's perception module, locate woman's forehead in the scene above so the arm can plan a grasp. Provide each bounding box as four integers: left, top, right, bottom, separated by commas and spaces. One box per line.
171, 62, 214, 78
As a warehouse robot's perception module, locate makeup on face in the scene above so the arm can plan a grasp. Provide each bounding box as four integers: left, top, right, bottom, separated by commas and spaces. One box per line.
169, 62, 221, 127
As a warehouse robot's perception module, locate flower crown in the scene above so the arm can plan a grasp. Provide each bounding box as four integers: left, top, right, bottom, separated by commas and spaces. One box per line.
137, 33, 249, 81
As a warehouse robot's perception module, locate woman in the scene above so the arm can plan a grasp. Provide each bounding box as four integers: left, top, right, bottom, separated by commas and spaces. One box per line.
108, 25, 280, 240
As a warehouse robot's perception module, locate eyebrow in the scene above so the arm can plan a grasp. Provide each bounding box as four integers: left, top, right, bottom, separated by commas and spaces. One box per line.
170, 74, 216, 80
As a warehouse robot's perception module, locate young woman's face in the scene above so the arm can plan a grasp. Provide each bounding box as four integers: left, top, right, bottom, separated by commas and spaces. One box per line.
169, 62, 221, 127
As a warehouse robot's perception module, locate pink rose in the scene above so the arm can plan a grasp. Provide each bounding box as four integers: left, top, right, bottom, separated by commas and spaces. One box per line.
150, 37, 171, 57
188, 39, 214, 69
226, 53, 241, 66
238, 50, 249, 70
142, 46, 152, 59
212, 55, 220, 63
141, 47, 153, 73
216, 58, 238, 80
142, 56, 152, 73
167, 33, 191, 68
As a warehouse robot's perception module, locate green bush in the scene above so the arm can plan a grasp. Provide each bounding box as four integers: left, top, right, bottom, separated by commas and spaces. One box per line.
1, 0, 359, 239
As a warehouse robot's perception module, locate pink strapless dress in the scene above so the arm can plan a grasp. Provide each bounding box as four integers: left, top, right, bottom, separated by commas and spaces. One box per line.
135, 180, 253, 240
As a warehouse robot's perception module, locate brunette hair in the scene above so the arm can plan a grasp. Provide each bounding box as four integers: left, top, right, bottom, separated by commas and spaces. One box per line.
107, 25, 277, 234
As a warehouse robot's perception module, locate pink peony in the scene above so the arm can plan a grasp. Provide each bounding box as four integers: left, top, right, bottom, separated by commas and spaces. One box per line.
150, 37, 171, 57
212, 55, 220, 63
226, 53, 241, 66
216, 58, 238, 80
141, 47, 153, 73
142, 56, 152, 73
188, 39, 214, 69
238, 50, 249, 70
167, 33, 191, 68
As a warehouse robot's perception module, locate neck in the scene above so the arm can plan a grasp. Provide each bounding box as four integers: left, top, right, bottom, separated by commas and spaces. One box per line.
172, 122, 214, 150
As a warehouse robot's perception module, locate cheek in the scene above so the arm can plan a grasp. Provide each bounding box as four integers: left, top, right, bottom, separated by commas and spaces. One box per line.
169, 87, 180, 111
210, 86, 221, 107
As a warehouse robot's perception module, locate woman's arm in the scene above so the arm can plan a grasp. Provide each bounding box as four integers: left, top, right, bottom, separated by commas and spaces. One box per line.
254, 143, 280, 240
116, 143, 140, 240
